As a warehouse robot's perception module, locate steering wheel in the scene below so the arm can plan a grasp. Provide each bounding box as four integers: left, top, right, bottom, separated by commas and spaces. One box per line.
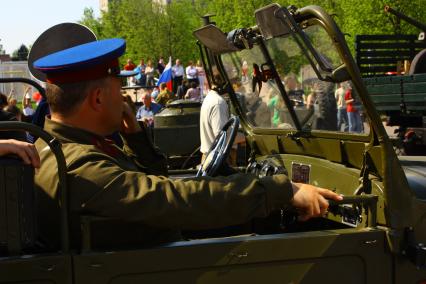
196, 116, 240, 177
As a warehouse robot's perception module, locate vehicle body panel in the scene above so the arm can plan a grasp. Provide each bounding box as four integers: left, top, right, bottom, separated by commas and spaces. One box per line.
0, 254, 72, 284
73, 229, 390, 283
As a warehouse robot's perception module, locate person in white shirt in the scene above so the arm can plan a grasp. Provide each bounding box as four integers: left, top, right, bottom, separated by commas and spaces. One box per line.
200, 86, 229, 161
23, 86, 32, 101
171, 59, 185, 95
185, 60, 198, 85
22, 90, 35, 119
23, 104, 35, 117
335, 82, 349, 131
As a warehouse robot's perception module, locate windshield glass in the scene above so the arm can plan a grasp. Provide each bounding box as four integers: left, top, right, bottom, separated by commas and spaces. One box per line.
221, 25, 370, 135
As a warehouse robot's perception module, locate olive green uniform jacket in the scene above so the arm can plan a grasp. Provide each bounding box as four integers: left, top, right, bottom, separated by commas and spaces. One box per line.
156, 89, 173, 106
35, 118, 293, 250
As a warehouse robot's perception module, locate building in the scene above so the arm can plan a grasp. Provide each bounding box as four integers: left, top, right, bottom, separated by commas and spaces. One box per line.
100, 0, 109, 12
0, 61, 33, 99
0, 55, 11, 62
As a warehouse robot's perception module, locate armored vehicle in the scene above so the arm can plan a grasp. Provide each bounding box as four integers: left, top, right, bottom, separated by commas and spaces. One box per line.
122, 84, 203, 169
154, 99, 202, 168
1, 3, 425, 283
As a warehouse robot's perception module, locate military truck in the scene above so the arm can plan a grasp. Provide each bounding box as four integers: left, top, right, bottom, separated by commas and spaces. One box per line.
356, 5, 426, 155
363, 74, 426, 155
1, 3, 426, 283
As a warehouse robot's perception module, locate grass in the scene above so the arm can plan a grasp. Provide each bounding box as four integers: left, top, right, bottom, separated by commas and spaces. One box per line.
15, 101, 38, 111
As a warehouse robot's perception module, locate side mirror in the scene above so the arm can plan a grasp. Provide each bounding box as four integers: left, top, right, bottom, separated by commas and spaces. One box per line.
255, 3, 290, 40
193, 24, 239, 54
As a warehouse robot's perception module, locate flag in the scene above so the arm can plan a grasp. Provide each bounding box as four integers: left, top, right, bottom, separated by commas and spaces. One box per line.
156, 57, 172, 91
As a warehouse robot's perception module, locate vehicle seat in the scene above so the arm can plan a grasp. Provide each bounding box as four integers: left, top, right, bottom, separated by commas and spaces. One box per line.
398, 156, 426, 200
0, 157, 37, 256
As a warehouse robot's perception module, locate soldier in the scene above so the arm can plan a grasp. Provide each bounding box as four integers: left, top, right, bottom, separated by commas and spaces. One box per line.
33, 38, 342, 250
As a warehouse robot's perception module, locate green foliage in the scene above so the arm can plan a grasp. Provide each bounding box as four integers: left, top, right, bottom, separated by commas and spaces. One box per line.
79, 8, 103, 38
161, 0, 201, 63
200, 0, 271, 31
78, 0, 426, 63
82, 0, 202, 66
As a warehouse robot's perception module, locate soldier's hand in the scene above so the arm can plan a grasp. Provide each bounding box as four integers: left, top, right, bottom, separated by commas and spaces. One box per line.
121, 102, 141, 134
0, 139, 40, 168
291, 182, 342, 221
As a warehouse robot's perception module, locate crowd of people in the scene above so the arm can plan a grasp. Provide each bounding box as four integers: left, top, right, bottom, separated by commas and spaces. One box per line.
126, 57, 209, 125
0, 56, 210, 139
0, 59, 364, 152
0, 87, 42, 168
0, 86, 39, 124
235, 59, 365, 133
305, 80, 363, 133
125, 57, 207, 97
249, 71, 363, 133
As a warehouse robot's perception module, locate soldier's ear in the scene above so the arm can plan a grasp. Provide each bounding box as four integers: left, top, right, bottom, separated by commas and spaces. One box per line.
87, 87, 104, 112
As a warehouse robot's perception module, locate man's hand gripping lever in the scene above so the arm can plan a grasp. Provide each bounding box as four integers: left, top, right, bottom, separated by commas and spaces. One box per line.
279, 183, 343, 228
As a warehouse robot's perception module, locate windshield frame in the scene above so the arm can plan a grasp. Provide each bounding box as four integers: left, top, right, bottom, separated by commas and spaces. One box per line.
217, 30, 361, 137
196, 4, 414, 250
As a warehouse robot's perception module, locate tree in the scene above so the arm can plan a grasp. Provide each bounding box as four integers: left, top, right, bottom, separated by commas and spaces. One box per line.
0, 39, 5, 55
324, 0, 426, 52
11, 44, 29, 61
78, 0, 426, 62
79, 7, 103, 38
163, 0, 200, 62
96, 0, 202, 65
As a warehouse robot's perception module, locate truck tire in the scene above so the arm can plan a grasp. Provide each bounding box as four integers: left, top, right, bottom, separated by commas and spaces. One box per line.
312, 81, 338, 131
409, 49, 426, 75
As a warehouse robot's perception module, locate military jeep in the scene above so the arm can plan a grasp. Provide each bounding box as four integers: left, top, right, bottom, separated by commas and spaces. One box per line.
1, 3, 426, 284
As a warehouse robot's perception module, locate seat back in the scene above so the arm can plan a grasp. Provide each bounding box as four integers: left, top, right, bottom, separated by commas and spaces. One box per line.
0, 157, 36, 256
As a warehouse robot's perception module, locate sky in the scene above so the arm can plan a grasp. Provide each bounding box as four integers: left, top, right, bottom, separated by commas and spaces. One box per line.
0, 0, 100, 55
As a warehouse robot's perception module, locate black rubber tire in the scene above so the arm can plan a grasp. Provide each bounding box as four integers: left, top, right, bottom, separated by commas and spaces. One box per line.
314, 90, 338, 131
409, 49, 426, 75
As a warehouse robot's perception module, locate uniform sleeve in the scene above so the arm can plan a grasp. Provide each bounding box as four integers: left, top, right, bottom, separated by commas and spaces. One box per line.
210, 102, 230, 137
68, 154, 294, 230
120, 126, 168, 175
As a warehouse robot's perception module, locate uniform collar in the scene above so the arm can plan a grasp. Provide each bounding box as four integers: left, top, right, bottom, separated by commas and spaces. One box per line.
44, 118, 121, 156
44, 117, 104, 144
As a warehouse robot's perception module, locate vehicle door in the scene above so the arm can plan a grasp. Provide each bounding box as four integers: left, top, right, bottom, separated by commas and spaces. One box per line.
72, 227, 390, 283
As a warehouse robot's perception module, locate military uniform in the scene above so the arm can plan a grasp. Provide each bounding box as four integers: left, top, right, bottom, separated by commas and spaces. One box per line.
156, 89, 174, 106
35, 118, 293, 249
32, 38, 294, 250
